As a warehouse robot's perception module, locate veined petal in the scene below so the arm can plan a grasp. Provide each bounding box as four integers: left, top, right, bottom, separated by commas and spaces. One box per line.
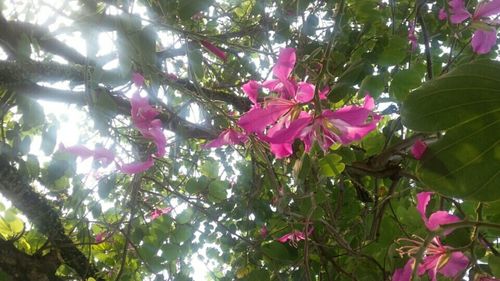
295, 82, 315, 103
238, 102, 292, 133
119, 157, 154, 174
474, 0, 500, 19
60, 144, 94, 159
132, 72, 145, 87
426, 211, 461, 234
270, 143, 294, 159
416, 191, 433, 224
392, 259, 414, 281
449, 0, 472, 23
439, 8, 448, 20
204, 129, 247, 148
242, 80, 260, 105
471, 29, 497, 54
276, 232, 293, 243
201, 40, 227, 61
266, 113, 313, 144
411, 139, 428, 160
93, 147, 115, 167
439, 252, 469, 278
273, 48, 296, 81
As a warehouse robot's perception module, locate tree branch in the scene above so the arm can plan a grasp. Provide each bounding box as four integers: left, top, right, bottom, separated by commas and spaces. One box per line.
0, 157, 103, 281
0, 239, 62, 281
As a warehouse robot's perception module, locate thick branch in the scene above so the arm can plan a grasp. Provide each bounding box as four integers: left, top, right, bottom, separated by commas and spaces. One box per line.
0, 157, 102, 281
0, 239, 62, 281
6, 82, 217, 139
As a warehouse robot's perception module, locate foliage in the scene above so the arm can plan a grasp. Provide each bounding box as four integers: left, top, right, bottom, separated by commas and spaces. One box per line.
0, 0, 499, 280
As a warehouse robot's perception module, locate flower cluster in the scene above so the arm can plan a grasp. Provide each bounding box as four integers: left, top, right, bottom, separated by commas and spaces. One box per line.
206, 48, 380, 159
392, 192, 469, 281
60, 73, 167, 175
439, 0, 500, 54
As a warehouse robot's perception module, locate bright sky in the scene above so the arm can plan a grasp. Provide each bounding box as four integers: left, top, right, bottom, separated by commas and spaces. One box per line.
2, 1, 216, 279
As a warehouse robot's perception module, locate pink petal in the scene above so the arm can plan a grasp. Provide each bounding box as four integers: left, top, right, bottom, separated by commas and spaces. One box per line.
319, 86, 330, 100
260, 226, 268, 238
60, 144, 94, 159
201, 40, 227, 61
392, 259, 414, 281
237, 101, 293, 133
266, 113, 313, 144
411, 139, 428, 160
474, 0, 500, 19
295, 82, 315, 103
426, 211, 461, 234
471, 29, 497, 54
119, 157, 154, 174
273, 48, 296, 81
150, 207, 173, 220
130, 93, 159, 128
449, 0, 472, 23
242, 80, 260, 105
277, 233, 293, 243
93, 147, 115, 167
270, 143, 294, 159
439, 251, 469, 278
132, 72, 145, 87
416, 191, 433, 224
139, 120, 167, 157
204, 129, 247, 148
95, 232, 106, 243
439, 8, 448, 20
408, 22, 418, 51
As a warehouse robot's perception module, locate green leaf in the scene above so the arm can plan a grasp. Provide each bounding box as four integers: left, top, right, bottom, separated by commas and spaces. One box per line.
172, 224, 193, 243
185, 177, 207, 194
161, 243, 180, 261
176, 208, 194, 224
18, 98, 45, 129
188, 49, 204, 80
489, 255, 500, 277
402, 60, 500, 201
359, 74, 386, 98
200, 159, 219, 178
377, 36, 407, 66
98, 174, 116, 199
319, 154, 345, 177
41, 125, 57, 155
261, 241, 296, 262
178, 0, 213, 20
390, 68, 424, 101
208, 180, 227, 203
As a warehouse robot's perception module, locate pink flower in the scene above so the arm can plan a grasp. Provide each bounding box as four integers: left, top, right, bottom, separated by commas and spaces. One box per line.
242, 80, 260, 106
438, 8, 448, 20
392, 259, 414, 281
150, 207, 173, 220
130, 93, 159, 130
418, 237, 469, 281
59, 144, 94, 159
276, 227, 314, 247
472, 29, 498, 54
416, 192, 461, 234
411, 139, 427, 160
449, 0, 472, 24
118, 157, 154, 174
203, 128, 248, 148
59, 144, 115, 167
473, 0, 500, 20
132, 72, 145, 87
260, 226, 268, 238
200, 40, 227, 61
95, 232, 108, 243
408, 22, 418, 51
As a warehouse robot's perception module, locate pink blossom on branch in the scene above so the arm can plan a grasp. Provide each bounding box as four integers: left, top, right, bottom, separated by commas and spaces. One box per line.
200, 40, 227, 61
276, 227, 314, 247
411, 139, 427, 160
118, 157, 154, 174
203, 128, 248, 148
449, 0, 472, 24
416, 192, 461, 234
150, 207, 173, 220
472, 29, 498, 54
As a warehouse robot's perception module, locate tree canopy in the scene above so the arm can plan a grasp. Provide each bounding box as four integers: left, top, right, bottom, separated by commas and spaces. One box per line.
0, 0, 500, 280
